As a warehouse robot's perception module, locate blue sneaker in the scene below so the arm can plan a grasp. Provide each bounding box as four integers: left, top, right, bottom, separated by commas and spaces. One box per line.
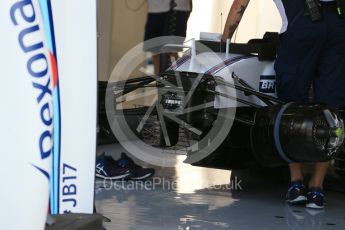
118, 153, 155, 180
306, 188, 325, 209
95, 153, 132, 180
286, 181, 307, 205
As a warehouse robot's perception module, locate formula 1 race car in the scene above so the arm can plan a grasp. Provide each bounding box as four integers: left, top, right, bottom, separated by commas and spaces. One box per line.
99, 32, 345, 177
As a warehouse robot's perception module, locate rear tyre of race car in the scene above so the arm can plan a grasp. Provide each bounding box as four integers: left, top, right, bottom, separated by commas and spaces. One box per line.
159, 118, 179, 147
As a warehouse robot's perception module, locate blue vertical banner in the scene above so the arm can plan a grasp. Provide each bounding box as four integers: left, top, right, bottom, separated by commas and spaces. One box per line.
0, 1, 97, 229
48, 0, 97, 214
37, 0, 62, 215
0, 0, 55, 229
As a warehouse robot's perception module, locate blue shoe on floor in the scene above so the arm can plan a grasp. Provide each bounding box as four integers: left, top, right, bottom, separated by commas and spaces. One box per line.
118, 153, 155, 181
286, 181, 307, 205
95, 153, 132, 180
306, 188, 325, 209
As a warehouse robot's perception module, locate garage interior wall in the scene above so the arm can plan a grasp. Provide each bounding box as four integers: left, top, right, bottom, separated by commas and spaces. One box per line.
97, 0, 282, 82
186, 0, 282, 42
97, 0, 148, 82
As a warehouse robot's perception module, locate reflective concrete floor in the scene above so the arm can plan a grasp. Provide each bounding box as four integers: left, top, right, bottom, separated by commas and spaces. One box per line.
95, 144, 345, 230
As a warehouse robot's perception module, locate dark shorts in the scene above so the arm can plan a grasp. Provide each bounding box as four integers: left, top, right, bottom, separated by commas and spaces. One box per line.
274, 6, 345, 108
143, 10, 190, 53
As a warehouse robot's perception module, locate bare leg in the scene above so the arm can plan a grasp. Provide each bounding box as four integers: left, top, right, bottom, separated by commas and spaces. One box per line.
309, 162, 329, 189
169, 53, 178, 62
152, 53, 178, 75
289, 163, 304, 182
152, 54, 160, 75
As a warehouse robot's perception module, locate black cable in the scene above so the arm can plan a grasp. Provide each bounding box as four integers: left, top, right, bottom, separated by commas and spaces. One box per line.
167, 0, 177, 36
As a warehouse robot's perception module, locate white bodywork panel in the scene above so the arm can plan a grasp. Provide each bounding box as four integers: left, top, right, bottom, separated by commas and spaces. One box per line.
171, 52, 276, 108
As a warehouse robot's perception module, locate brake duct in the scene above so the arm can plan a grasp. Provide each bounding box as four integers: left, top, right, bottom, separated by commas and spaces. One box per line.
251, 103, 344, 166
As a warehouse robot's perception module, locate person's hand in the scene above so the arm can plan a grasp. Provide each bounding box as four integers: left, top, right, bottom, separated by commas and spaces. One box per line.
222, 31, 229, 43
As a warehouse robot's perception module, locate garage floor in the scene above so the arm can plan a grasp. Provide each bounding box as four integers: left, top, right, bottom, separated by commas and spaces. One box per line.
95, 144, 345, 230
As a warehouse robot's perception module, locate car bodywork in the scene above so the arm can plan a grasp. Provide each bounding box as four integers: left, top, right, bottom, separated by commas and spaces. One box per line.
99, 33, 345, 175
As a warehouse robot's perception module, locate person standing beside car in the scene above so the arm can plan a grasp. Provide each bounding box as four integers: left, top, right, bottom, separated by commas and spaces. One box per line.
143, 0, 192, 74
222, 0, 345, 209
